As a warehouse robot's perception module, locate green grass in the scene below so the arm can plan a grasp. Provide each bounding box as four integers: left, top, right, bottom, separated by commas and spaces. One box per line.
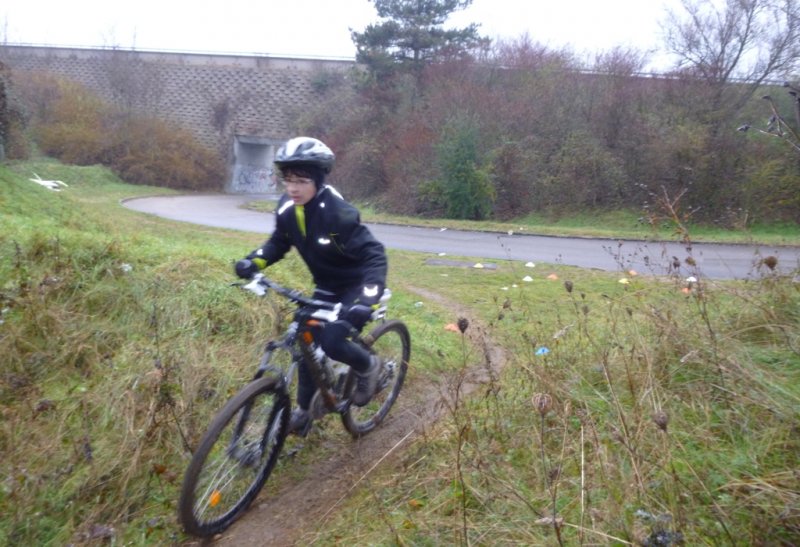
245, 200, 800, 245
0, 160, 462, 544
2, 159, 799, 545
309, 262, 800, 545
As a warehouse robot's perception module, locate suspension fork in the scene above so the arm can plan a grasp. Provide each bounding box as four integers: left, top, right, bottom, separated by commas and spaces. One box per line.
251, 335, 299, 387
298, 319, 341, 411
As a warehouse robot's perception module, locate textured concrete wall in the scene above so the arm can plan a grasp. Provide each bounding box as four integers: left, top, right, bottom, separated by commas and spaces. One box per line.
0, 45, 354, 191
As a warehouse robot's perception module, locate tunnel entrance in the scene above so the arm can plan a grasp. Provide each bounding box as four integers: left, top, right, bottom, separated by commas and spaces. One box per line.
229, 135, 284, 195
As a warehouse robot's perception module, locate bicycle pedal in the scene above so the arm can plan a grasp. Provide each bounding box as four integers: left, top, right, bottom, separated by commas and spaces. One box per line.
283, 445, 305, 458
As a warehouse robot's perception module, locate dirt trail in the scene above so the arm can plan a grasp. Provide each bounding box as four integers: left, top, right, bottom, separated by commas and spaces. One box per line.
184, 287, 506, 546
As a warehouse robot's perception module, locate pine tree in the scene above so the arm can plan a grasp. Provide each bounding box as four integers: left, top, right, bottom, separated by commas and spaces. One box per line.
351, 0, 488, 80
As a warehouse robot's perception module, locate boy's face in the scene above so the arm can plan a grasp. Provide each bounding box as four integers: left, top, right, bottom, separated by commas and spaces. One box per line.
281, 169, 317, 205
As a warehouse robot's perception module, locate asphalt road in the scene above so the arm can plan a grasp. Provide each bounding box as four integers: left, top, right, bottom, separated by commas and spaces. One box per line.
122, 194, 800, 280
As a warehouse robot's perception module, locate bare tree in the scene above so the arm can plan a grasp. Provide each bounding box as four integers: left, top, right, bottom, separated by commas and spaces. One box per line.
664, 0, 800, 108
655, 0, 800, 217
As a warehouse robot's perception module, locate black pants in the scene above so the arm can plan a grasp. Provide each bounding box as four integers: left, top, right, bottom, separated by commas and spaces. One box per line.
296, 286, 372, 410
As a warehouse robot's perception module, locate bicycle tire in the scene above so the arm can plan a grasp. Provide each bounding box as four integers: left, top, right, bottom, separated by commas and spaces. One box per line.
342, 320, 410, 438
178, 377, 290, 537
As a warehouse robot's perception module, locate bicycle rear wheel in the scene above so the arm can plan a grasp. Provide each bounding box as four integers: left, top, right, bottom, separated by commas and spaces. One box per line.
342, 320, 410, 438
179, 377, 290, 537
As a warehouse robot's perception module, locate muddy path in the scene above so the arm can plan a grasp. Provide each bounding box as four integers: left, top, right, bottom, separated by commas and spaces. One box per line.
183, 286, 507, 546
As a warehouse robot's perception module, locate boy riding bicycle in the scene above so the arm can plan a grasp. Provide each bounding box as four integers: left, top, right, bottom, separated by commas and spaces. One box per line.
235, 136, 387, 436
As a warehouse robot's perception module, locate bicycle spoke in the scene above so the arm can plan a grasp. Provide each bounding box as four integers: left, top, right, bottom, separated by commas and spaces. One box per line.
179, 379, 289, 536
342, 321, 409, 437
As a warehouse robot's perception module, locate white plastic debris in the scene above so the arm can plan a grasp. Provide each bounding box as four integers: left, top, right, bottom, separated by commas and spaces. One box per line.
29, 173, 68, 191
525, 262, 536, 268
522, 275, 533, 282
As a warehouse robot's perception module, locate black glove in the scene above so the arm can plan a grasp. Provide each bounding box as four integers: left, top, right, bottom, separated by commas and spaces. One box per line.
234, 258, 259, 279
343, 304, 373, 330
342, 284, 384, 329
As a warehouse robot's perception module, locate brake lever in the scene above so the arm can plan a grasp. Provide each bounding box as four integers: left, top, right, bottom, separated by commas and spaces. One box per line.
243, 277, 268, 296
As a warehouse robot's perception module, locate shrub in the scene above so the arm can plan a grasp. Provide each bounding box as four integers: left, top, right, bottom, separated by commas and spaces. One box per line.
0, 66, 31, 160
12, 71, 225, 190
488, 137, 544, 219
544, 130, 627, 209
109, 117, 226, 190
27, 79, 110, 164
739, 146, 800, 223
433, 115, 495, 220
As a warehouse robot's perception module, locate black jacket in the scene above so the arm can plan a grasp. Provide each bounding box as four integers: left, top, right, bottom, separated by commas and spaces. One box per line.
254, 186, 387, 293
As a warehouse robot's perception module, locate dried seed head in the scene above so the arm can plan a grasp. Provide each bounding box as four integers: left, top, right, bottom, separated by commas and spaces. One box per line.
761, 255, 778, 270
35, 399, 56, 413
532, 393, 553, 416
457, 317, 469, 333
653, 411, 669, 432
564, 280, 573, 293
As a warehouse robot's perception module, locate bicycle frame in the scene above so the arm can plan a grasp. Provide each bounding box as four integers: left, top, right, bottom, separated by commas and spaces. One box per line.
179, 274, 407, 538
241, 274, 388, 415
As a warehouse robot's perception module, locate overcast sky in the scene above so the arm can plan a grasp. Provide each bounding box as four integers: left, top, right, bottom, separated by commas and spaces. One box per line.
1, 0, 683, 71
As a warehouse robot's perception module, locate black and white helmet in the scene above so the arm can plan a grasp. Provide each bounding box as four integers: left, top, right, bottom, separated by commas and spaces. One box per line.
274, 137, 335, 174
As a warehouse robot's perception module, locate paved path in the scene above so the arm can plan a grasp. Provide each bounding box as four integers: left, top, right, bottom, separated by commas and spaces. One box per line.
122, 194, 800, 280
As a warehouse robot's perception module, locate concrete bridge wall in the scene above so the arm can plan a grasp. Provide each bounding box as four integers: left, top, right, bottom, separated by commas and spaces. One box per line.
0, 45, 355, 192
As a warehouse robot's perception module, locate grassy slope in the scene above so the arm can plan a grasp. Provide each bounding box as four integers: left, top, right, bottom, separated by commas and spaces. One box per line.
317, 257, 800, 545
0, 160, 462, 544
2, 160, 798, 544
1, 161, 256, 544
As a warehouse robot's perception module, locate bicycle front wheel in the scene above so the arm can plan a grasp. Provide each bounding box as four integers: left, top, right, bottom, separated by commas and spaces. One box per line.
179, 377, 290, 537
342, 320, 410, 438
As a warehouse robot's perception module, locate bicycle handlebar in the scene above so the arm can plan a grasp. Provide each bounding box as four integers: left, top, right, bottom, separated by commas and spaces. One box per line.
236, 273, 392, 324
240, 273, 337, 307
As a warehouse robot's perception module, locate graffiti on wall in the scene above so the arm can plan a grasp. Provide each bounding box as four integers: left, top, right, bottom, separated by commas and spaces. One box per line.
234, 165, 277, 193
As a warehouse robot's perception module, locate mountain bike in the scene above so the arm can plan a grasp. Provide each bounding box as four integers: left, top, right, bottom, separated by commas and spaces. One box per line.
178, 273, 410, 537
